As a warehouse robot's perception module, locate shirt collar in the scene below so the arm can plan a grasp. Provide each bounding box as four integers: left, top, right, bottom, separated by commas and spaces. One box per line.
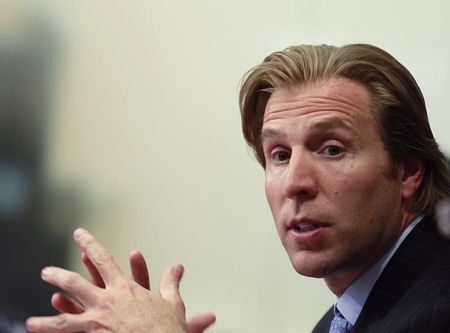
336, 215, 423, 325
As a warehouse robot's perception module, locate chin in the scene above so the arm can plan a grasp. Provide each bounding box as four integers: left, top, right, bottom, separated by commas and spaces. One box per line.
289, 255, 332, 278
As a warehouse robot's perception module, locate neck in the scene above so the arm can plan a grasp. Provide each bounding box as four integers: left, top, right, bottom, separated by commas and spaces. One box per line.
325, 211, 419, 296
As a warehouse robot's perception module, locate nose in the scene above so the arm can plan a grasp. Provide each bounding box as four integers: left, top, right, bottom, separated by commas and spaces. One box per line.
283, 151, 318, 200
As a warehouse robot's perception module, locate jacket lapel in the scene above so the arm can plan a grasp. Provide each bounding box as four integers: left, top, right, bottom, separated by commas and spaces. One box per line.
352, 216, 445, 332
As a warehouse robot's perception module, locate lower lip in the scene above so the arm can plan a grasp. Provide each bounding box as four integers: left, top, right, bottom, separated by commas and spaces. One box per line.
287, 226, 327, 243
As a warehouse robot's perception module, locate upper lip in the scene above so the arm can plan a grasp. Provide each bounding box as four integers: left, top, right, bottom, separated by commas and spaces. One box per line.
286, 216, 327, 230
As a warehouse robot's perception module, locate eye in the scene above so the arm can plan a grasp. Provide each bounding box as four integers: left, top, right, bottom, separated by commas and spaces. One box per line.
322, 145, 344, 156
272, 150, 291, 162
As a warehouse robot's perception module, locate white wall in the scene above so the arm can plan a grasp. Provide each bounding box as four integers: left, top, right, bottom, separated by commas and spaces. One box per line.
20, 1, 450, 332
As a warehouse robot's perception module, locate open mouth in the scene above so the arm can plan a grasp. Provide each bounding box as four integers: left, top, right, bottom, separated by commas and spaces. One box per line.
292, 223, 321, 233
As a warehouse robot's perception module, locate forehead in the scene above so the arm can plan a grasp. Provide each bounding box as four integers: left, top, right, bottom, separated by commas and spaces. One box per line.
261, 78, 383, 146
264, 78, 373, 121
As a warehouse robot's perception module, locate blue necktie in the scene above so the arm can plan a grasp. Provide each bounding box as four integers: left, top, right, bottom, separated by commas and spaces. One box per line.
329, 308, 352, 333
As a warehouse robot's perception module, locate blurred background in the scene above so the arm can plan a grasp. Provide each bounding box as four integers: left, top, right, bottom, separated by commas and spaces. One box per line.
0, 1, 449, 332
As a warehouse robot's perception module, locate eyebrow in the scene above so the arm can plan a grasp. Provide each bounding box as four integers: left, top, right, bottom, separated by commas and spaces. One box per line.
312, 117, 356, 135
261, 128, 279, 142
261, 117, 357, 143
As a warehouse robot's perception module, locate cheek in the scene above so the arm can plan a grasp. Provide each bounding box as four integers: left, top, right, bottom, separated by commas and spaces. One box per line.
331, 171, 400, 221
264, 177, 284, 218
264, 181, 277, 212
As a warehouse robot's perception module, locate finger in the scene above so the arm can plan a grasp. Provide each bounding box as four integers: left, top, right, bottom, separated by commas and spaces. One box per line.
129, 250, 150, 290
41, 266, 99, 306
26, 313, 89, 333
51, 293, 84, 314
159, 264, 185, 316
187, 312, 216, 333
82, 252, 105, 288
436, 200, 450, 238
73, 228, 124, 286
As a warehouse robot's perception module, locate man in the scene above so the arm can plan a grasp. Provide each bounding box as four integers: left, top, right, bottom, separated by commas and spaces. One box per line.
26, 44, 450, 332
239, 44, 450, 332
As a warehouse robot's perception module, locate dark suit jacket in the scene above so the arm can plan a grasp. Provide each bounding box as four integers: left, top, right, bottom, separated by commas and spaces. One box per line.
312, 216, 450, 333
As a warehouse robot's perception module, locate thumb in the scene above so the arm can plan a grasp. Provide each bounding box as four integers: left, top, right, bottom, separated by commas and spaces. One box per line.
187, 312, 216, 333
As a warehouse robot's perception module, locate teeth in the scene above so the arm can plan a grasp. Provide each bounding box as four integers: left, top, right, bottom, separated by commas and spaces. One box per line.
294, 223, 318, 232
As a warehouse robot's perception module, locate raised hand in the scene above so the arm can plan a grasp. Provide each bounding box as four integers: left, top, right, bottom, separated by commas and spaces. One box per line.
50, 247, 215, 333
125, 252, 215, 333
26, 228, 208, 333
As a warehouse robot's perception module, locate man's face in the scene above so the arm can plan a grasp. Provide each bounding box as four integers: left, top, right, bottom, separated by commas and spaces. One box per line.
262, 78, 408, 294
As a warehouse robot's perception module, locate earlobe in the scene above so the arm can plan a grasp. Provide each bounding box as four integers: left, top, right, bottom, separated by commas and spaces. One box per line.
400, 157, 424, 200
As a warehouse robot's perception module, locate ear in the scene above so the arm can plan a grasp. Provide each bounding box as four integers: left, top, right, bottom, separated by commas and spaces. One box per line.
399, 156, 424, 201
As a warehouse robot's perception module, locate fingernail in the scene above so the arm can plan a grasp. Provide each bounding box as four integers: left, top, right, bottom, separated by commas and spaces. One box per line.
26, 318, 36, 330
73, 228, 84, 240
41, 267, 51, 279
